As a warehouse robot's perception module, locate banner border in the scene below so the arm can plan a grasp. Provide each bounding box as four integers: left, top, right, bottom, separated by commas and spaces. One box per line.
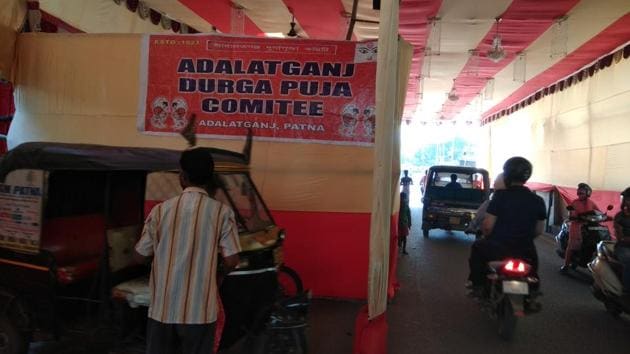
137, 34, 150, 133
137, 34, 377, 146
138, 130, 374, 148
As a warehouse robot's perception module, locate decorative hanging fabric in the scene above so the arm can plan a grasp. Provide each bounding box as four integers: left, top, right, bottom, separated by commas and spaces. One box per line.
149, 9, 161, 25
126, 0, 139, 12
171, 20, 180, 33
137, 1, 150, 20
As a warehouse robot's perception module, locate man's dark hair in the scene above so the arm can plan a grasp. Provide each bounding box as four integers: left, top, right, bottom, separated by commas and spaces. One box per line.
577, 182, 592, 197
450, 174, 458, 182
503, 156, 532, 185
180, 147, 215, 186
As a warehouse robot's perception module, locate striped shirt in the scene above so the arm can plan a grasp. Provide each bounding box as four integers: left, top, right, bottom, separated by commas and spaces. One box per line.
135, 187, 241, 324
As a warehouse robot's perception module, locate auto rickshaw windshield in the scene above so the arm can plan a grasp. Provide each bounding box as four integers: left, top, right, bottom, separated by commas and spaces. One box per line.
145, 171, 274, 233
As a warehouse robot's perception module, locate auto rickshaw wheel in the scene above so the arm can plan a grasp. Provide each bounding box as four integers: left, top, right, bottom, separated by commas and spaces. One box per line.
0, 315, 27, 354
277, 265, 304, 298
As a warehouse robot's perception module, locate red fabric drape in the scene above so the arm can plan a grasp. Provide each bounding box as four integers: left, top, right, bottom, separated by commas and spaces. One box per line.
0, 82, 15, 155
0, 82, 14, 119
273, 210, 370, 299
352, 305, 387, 354
388, 214, 400, 299
526, 181, 555, 193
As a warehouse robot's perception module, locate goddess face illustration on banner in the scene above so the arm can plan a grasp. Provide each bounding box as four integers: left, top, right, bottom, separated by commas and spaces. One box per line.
171, 97, 189, 130
150, 96, 169, 129
339, 104, 360, 137
355, 41, 378, 63
363, 106, 376, 138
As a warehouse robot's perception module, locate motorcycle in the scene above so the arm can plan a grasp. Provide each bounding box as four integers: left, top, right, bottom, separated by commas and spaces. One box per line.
555, 205, 613, 270
473, 258, 541, 340
588, 241, 630, 317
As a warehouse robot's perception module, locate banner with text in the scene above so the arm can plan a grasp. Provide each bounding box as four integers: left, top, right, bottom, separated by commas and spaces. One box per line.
138, 35, 377, 146
0, 169, 44, 254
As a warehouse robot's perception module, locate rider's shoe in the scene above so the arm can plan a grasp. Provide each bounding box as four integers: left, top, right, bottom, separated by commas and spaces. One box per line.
559, 265, 569, 274
524, 298, 542, 313
467, 286, 484, 299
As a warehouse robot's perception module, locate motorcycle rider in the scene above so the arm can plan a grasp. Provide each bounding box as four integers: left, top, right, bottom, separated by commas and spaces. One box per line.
561, 183, 601, 273
467, 157, 546, 296
613, 187, 630, 297
466, 173, 505, 235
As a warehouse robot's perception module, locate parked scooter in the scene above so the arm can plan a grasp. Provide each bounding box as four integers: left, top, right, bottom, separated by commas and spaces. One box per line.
472, 258, 541, 340
588, 241, 630, 317
555, 205, 613, 270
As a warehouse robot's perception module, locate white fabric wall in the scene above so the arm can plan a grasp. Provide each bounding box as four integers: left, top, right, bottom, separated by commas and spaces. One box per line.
481, 55, 630, 190
0, 0, 26, 80
9, 33, 411, 215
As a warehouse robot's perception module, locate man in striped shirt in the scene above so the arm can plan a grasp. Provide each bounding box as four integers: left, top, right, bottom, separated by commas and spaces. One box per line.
134, 147, 241, 354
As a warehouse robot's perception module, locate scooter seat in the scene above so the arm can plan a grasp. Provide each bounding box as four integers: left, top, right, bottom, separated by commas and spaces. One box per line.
488, 261, 504, 272
56, 257, 101, 285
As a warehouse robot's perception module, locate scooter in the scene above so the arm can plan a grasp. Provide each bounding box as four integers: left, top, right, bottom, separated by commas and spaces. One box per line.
473, 258, 541, 340
588, 241, 630, 317
555, 205, 613, 270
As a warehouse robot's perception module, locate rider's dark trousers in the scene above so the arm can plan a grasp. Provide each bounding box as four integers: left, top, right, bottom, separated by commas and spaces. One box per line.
614, 245, 630, 293
146, 318, 216, 354
468, 239, 539, 288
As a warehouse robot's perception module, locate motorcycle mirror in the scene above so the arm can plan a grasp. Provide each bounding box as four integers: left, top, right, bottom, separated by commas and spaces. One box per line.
566, 205, 575, 211
607, 204, 614, 211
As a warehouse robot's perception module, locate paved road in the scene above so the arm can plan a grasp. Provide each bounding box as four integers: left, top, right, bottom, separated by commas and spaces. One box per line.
388, 207, 630, 354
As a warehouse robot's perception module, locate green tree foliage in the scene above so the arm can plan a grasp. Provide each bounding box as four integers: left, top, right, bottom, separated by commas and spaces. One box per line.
402, 138, 474, 167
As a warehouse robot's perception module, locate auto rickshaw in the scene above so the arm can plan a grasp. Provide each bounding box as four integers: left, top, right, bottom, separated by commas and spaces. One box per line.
421, 165, 490, 238
0, 141, 300, 353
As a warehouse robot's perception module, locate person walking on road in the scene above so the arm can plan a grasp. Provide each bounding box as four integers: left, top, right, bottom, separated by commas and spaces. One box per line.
400, 170, 414, 197
398, 192, 412, 255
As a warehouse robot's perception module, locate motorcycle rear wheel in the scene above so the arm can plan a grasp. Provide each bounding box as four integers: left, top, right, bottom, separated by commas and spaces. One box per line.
497, 298, 517, 340
604, 300, 622, 318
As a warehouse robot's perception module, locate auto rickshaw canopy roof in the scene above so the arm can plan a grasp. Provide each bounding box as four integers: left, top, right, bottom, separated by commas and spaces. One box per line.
0, 142, 248, 180
427, 165, 489, 176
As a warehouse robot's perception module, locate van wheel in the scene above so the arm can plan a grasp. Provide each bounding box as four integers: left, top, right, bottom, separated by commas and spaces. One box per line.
422, 229, 429, 238
0, 315, 27, 354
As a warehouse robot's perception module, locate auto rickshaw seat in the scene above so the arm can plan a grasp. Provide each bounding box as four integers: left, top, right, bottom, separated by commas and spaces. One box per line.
56, 258, 101, 284
40, 214, 106, 283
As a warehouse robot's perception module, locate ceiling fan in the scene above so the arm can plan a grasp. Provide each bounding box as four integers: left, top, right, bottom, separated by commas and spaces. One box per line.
447, 79, 459, 101
487, 17, 506, 63
286, 14, 301, 38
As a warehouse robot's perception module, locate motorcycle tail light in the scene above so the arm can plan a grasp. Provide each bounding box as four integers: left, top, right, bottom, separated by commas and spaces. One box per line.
502, 259, 531, 275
